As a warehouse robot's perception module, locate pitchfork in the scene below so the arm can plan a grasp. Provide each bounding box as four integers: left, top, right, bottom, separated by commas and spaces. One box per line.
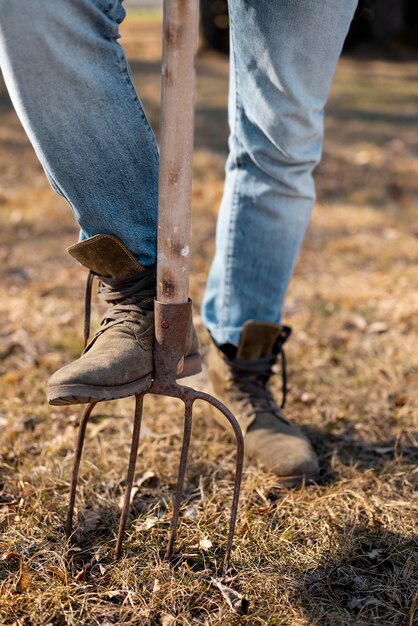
65, 0, 244, 573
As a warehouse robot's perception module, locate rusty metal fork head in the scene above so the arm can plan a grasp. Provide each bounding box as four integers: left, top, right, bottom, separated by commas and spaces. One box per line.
66, 300, 244, 574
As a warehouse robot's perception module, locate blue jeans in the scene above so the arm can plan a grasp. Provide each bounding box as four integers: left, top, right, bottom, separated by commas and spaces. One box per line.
0, 0, 357, 346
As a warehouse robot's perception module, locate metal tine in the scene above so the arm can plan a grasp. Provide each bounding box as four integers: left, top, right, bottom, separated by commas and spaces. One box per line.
165, 398, 193, 560
66, 387, 243, 570
66, 402, 97, 538
65, 324, 243, 569
193, 391, 244, 574
115, 393, 144, 559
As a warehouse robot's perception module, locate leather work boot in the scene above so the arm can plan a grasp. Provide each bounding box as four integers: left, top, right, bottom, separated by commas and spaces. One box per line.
47, 235, 201, 405
207, 321, 318, 486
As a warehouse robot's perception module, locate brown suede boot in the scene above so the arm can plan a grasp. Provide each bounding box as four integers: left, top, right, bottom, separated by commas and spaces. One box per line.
207, 321, 318, 486
47, 235, 201, 405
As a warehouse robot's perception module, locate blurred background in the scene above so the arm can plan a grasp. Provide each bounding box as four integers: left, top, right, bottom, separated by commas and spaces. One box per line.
128, 0, 418, 54
0, 2, 417, 624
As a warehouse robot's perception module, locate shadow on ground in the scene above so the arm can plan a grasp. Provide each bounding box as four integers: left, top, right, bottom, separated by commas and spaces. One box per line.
292, 526, 417, 626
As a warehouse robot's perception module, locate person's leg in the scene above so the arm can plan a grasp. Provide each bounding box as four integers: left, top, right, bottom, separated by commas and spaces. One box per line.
202, 0, 358, 346
0, 0, 201, 405
0, 0, 157, 266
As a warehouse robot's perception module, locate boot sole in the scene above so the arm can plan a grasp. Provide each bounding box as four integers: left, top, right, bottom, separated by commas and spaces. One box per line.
47, 353, 202, 406
249, 466, 319, 488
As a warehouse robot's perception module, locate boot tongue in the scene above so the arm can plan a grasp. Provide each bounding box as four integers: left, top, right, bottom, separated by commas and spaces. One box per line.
68, 234, 145, 279
236, 321, 282, 360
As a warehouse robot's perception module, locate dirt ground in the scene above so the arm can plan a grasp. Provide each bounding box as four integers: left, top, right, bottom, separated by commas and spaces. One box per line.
0, 11, 417, 626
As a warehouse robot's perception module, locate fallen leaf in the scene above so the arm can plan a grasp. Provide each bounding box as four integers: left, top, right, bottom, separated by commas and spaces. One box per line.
199, 537, 213, 551
23, 417, 36, 431
141, 515, 159, 530
354, 149, 371, 165
370, 446, 394, 455
210, 578, 248, 614
239, 521, 250, 538
135, 470, 157, 488
74, 563, 87, 582
118, 486, 139, 511
330, 334, 349, 349
253, 505, 274, 515
394, 394, 408, 407
107, 590, 124, 599
0, 506, 16, 529
383, 228, 400, 240
403, 558, 415, 580
0, 493, 17, 504
368, 321, 388, 334
46, 564, 67, 583
15, 561, 31, 593
347, 596, 379, 610
301, 392, 316, 404
2, 551, 20, 562
390, 590, 403, 606
353, 575, 368, 591
94, 545, 108, 562
21, 484, 36, 498
202, 512, 222, 525
152, 578, 161, 594
365, 548, 383, 559
0, 342, 21, 360
183, 505, 198, 519
161, 614, 176, 626
347, 596, 365, 610
88, 420, 115, 438
82, 509, 101, 532
1, 372, 22, 384
344, 314, 367, 331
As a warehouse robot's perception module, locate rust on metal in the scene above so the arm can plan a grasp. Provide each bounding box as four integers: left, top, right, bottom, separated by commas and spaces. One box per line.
154, 300, 191, 378
115, 394, 144, 559
65, 300, 244, 573
66, 401, 96, 538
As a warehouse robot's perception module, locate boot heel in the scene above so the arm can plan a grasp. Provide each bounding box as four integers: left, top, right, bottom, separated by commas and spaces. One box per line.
177, 353, 202, 378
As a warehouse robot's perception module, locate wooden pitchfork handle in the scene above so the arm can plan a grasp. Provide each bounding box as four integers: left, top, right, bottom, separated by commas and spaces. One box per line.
157, 0, 199, 304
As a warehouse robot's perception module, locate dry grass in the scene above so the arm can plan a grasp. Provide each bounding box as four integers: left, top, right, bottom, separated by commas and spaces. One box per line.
0, 13, 417, 626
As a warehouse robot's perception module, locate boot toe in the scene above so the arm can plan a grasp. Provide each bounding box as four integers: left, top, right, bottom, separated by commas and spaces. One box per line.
48, 352, 152, 388
47, 331, 154, 404
245, 430, 319, 484
270, 442, 319, 481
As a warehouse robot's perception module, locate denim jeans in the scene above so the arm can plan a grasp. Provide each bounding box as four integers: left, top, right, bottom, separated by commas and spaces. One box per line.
0, 0, 357, 346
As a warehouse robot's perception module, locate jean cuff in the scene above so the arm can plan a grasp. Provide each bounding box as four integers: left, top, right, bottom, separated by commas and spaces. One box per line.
205, 324, 242, 348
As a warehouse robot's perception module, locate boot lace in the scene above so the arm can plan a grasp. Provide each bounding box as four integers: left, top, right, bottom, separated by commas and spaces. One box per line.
83, 268, 156, 348
227, 335, 290, 423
